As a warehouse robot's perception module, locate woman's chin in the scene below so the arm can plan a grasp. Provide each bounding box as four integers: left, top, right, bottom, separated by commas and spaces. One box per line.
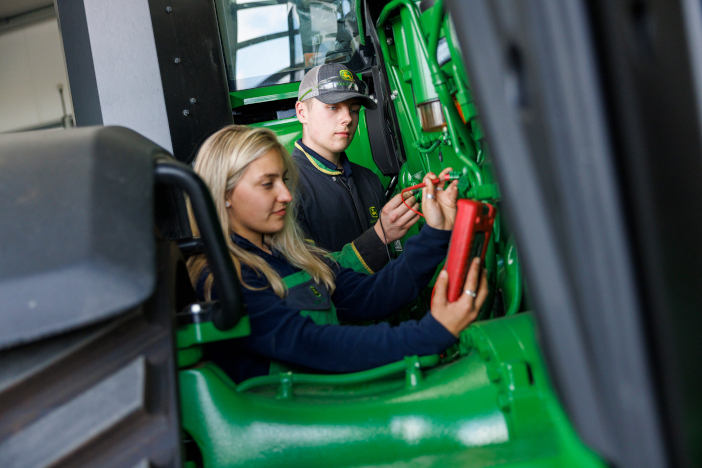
262, 221, 285, 235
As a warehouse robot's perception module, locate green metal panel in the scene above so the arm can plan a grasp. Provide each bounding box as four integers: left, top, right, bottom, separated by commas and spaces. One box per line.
179, 314, 605, 467
229, 83, 300, 109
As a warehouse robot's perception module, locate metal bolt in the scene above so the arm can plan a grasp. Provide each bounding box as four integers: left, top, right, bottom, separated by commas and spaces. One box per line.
174, 57, 181, 64
165, 6, 172, 12
189, 98, 196, 104
183, 109, 190, 116
390, 90, 399, 101
387, 37, 394, 46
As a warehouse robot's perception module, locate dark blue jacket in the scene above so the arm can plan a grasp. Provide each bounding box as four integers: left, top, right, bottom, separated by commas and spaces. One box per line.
198, 225, 456, 384
293, 140, 389, 272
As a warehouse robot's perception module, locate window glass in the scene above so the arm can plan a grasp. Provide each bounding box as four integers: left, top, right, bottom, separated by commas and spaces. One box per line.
215, 0, 368, 91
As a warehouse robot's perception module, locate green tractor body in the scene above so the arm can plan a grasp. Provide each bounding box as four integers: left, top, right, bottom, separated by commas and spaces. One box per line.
175, 1, 597, 466
2, 0, 699, 467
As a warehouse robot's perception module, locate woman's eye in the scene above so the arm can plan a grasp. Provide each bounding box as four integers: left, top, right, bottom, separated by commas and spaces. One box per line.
262, 182, 272, 188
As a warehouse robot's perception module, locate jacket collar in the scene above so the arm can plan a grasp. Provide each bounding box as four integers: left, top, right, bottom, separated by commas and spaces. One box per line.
231, 233, 285, 260
294, 140, 352, 178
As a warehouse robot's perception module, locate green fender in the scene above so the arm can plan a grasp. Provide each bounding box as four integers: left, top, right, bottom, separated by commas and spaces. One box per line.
179, 314, 604, 467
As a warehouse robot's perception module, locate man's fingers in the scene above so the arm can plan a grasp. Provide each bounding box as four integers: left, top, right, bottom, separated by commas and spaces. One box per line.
391, 195, 417, 217
404, 195, 418, 207
432, 269, 449, 309
397, 208, 420, 228
386, 192, 405, 209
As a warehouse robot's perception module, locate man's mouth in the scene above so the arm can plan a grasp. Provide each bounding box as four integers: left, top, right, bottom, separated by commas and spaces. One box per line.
336, 132, 350, 138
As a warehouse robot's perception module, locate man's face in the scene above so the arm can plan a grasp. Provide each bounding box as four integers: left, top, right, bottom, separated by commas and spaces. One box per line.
296, 98, 361, 159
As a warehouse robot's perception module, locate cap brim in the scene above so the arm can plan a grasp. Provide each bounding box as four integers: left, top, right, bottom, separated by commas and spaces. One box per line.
316, 91, 378, 110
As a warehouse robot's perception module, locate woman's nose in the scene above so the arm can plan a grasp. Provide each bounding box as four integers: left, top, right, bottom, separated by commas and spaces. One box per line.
278, 184, 293, 203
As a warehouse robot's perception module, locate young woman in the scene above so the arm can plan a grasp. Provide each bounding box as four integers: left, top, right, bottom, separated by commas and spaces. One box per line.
188, 125, 488, 383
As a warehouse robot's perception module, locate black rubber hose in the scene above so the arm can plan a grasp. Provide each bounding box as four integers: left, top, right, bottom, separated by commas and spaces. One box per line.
154, 158, 245, 330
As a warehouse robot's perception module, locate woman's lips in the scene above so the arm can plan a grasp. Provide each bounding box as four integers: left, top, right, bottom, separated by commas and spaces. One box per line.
273, 209, 286, 216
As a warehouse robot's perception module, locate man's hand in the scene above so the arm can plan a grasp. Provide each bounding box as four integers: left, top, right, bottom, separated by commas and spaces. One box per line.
373, 192, 421, 244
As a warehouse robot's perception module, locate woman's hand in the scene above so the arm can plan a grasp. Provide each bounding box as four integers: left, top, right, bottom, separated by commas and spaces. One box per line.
421, 168, 459, 231
430, 258, 489, 337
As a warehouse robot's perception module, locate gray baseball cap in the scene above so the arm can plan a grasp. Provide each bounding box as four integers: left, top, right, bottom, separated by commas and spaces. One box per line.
298, 63, 377, 110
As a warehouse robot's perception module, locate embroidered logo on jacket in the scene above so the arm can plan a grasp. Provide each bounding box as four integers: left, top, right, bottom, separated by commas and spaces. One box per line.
369, 206, 379, 218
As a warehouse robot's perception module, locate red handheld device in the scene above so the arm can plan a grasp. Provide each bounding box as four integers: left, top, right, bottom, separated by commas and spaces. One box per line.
441, 199, 496, 302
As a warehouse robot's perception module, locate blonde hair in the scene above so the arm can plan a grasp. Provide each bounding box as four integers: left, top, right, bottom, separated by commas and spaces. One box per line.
187, 125, 336, 299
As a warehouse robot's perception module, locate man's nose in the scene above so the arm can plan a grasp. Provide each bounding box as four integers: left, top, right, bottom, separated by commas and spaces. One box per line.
339, 107, 352, 124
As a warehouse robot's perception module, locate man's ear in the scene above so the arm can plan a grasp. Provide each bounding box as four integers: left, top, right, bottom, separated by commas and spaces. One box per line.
295, 100, 307, 124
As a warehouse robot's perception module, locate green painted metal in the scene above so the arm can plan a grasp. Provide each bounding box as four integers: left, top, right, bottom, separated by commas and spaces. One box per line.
176, 316, 251, 368
229, 82, 300, 109
179, 314, 604, 467
177, 316, 251, 349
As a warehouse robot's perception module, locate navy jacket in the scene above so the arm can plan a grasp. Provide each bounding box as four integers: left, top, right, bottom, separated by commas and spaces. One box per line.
198, 225, 456, 384
293, 140, 388, 272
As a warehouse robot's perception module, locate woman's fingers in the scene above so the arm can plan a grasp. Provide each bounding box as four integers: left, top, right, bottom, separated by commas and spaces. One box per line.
422, 172, 436, 203
446, 180, 459, 202
475, 268, 489, 309
459, 257, 481, 307
437, 167, 452, 191
432, 270, 449, 309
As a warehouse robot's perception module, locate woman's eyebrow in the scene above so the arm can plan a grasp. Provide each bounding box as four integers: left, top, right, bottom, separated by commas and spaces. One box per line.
257, 172, 281, 179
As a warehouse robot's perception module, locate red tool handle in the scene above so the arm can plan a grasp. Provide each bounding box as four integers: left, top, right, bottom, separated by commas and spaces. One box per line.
435, 199, 496, 303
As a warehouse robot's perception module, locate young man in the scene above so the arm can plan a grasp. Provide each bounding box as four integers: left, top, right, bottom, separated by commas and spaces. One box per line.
294, 63, 419, 273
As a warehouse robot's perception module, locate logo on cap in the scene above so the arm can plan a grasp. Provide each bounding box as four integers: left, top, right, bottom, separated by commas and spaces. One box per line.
339, 70, 354, 81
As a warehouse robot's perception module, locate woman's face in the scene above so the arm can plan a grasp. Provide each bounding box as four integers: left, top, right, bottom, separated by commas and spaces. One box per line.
225, 149, 292, 244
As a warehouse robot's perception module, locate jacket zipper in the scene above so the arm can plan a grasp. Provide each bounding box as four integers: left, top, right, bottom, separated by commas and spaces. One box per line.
334, 175, 367, 232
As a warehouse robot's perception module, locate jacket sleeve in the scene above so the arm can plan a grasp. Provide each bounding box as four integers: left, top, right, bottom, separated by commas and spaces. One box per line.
346, 167, 392, 273
237, 282, 456, 373
329, 228, 388, 274
332, 225, 452, 322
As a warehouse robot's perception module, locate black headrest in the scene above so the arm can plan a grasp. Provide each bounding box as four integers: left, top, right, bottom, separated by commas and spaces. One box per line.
0, 126, 166, 350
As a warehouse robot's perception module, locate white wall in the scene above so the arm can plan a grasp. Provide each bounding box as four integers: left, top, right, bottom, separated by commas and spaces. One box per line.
0, 17, 73, 133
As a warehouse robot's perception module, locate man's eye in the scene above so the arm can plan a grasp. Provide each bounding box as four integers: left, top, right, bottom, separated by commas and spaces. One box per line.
351, 109, 360, 115
328, 106, 336, 110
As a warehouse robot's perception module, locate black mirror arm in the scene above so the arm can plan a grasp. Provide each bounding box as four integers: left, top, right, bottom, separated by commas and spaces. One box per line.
154, 158, 245, 330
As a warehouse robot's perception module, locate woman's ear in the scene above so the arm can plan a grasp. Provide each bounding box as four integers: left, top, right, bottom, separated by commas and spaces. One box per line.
224, 188, 234, 208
